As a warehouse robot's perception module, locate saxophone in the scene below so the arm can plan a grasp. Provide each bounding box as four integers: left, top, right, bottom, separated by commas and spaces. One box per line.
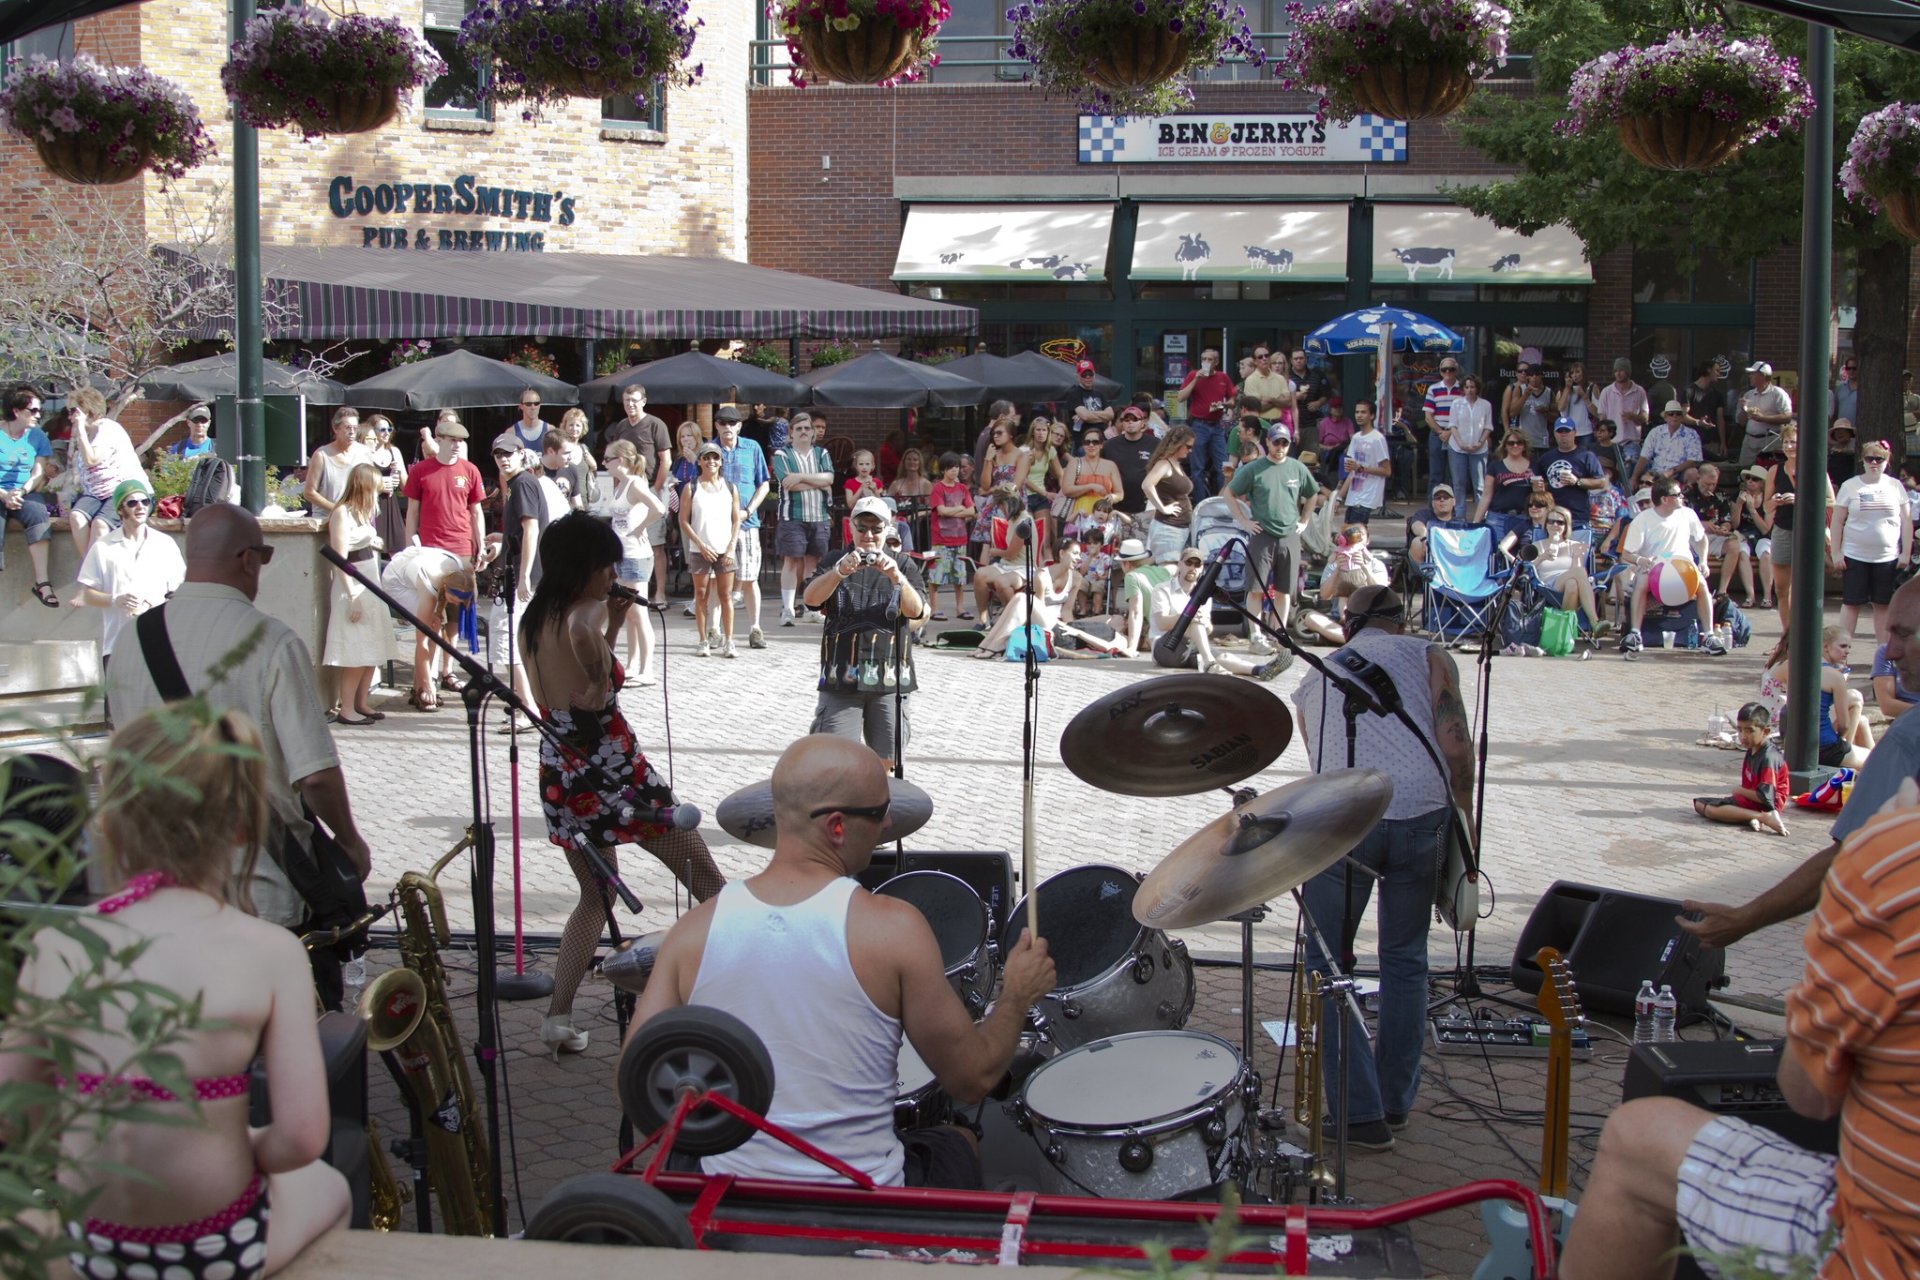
360, 839, 494, 1236
366, 1115, 410, 1231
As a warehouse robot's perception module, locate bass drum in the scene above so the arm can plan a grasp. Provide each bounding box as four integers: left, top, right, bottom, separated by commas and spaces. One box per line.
877, 870, 997, 1014
1001, 865, 1194, 1050
1014, 1030, 1253, 1201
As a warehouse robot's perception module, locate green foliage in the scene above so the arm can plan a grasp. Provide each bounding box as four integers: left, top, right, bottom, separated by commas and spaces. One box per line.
1447, 0, 1920, 264
738, 343, 793, 374
146, 451, 197, 501
809, 341, 858, 369
1092, 1183, 1257, 1280
1675, 1228, 1836, 1279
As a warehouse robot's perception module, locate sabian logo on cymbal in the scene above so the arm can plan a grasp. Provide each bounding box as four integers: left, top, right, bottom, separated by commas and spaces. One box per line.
1190, 733, 1252, 769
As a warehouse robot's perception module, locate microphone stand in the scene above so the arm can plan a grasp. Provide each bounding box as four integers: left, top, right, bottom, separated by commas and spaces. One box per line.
496, 583, 552, 1003
1019, 523, 1040, 937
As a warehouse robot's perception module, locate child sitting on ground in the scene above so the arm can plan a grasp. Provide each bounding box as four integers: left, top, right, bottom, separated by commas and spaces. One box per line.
1692, 702, 1790, 836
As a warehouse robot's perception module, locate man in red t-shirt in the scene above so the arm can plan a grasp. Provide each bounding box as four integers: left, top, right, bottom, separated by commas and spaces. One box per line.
403, 418, 487, 561
1172, 346, 1237, 503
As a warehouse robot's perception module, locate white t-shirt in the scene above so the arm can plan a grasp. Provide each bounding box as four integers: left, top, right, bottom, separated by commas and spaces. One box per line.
1148, 577, 1193, 646
1835, 473, 1907, 563
75, 526, 186, 657
1623, 503, 1707, 565
1344, 428, 1390, 510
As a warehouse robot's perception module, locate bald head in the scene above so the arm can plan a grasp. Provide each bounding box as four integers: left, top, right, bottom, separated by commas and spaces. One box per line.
184, 503, 263, 595
769, 735, 890, 873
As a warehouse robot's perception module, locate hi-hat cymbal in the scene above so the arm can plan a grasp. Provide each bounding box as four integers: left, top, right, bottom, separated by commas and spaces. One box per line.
715, 776, 935, 849
1132, 769, 1394, 930
1059, 674, 1293, 797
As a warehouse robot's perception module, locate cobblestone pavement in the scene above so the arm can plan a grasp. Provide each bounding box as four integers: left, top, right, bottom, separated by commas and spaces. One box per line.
346, 598, 1819, 1275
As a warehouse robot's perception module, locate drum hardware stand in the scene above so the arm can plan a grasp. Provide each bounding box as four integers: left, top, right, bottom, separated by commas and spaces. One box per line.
495, 585, 553, 1003
1227, 904, 1267, 1064
571, 833, 643, 1152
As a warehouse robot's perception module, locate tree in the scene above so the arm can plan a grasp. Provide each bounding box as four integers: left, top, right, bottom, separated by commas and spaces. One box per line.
1448, 0, 1920, 447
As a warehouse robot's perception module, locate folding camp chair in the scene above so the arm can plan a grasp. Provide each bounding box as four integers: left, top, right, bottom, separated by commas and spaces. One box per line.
1423, 524, 1511, 641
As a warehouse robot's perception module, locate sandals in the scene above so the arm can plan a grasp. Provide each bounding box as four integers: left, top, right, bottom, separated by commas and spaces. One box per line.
31, 581, 57, 608
958, 610, 975, 620
438, 674, 464, 693
930, 612, 948, 621
335, 713, 376, 727
408, 689, 439, 713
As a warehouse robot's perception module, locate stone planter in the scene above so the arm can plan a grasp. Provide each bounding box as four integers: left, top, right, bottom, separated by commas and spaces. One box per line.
35, 136, 145, 185
1348, 63, 1473, 121
794, 18, 922, 85
1616, 110, 1746, 171
293, 84, 400, 136
1084, 21, 1192, 96
1881, 190, 1920, 242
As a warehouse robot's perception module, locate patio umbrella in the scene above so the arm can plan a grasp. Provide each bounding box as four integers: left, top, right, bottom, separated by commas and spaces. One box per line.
135, 353, 349, 405
800, 351, 988, 409
934, 352, 1081, 403
346, 348, 579, 412
1304, 306, 1464, 357
577, 350, 807, 407
1007, 349, 1123, 399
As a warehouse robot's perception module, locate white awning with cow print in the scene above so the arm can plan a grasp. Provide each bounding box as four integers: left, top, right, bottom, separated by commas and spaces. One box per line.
892, 204, 1115, 283
1130, 203, 1349, 283
1371, 205, 1591, 286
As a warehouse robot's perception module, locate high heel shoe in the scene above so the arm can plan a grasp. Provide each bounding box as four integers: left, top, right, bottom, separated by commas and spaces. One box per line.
540, 1016, 589, 1060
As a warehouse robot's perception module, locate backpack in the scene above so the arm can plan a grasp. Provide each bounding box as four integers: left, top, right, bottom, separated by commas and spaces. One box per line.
182, 454, 234, 516
1004, 622, 1052, 663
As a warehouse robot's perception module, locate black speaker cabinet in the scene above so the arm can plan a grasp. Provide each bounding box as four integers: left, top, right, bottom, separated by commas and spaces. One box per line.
858, 850, 1018, 935
249, 1013, 371, 1228
1510, 881, 1725, 1017
1622, 1039, 1839, 1156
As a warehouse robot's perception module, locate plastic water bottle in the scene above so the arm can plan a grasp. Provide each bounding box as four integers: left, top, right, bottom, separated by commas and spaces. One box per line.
1633, 980, 1658, 1044
1652, 984, 1678, 1042
341, 957, 368, 1010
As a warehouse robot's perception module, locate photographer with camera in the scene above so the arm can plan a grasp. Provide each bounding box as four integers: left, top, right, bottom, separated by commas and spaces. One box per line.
800, 495, 929, 763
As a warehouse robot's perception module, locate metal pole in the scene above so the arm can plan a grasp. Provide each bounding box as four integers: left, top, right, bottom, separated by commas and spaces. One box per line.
231, 0, 265, 513
1786, 21, 1833, 788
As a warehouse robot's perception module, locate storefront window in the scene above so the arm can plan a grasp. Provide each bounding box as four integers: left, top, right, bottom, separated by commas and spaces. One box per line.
1633, 243, 1752, 304
1134, 281, 1345, 302
1630, 324, 1751, 397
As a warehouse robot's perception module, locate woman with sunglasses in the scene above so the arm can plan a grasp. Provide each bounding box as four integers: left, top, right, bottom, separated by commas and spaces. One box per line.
1762, 426, 1833, 631
1470, 432, 1538, 544
1533, 507, 1607, 635
71, 479, 184, 670
681, 441, 742, 658
1830, 439, 1912, 644
1060, 428, 1121, 544
522, 513, 724, 1058
361, 414, 408, 554
321, 464, 395, 725
1142, 426, 1196, 565
971, 418, 1029, 567
1730, 466, 1775, 610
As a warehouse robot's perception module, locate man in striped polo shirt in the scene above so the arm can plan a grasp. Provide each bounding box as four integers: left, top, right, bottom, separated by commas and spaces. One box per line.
772, 412, 834, 626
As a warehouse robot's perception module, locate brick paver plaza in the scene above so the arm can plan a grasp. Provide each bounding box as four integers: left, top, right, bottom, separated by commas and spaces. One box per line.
343, 603, 1818, 1274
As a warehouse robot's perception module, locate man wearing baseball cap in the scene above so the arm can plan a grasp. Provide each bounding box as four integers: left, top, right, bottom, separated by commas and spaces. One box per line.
72, 478, 184, 668
1226, 423, 1316, 657
1070, 358, 1114, 431
170, 405, 215, 458
1737, 361, 1793, 467
1533, 416, 1606, 527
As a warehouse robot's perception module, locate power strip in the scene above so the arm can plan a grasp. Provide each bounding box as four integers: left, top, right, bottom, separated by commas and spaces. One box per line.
1430, 1014, 1593, 1059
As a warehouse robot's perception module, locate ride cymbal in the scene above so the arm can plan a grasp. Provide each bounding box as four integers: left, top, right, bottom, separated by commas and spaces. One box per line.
1059, 674, 1293, 797
715, 776, 934, 849
1132, 769, 1394, 929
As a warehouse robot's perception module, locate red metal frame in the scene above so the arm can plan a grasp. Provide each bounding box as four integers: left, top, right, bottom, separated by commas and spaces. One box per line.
608, 1091, 1557, 1278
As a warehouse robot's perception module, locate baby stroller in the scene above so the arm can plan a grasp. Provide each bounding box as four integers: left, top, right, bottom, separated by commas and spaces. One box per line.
1189, 496, 1250, 631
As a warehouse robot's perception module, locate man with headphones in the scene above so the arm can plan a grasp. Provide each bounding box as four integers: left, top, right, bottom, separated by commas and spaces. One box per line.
1290, 585, 1478, 1152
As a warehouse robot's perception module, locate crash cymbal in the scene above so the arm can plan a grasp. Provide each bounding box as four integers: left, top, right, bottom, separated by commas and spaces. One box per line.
1133, 769, 1394, 929
715, 776, 935, 849
1059, 674, 1293, 797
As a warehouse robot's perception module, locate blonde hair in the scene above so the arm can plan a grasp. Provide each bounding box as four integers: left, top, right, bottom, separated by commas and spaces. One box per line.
560, 407, 589, 437
853, 449, 875, 471
98, 706, 268, 912
604, 439, 640, 468
676, 420, 702, 458
340, 462, 380, 519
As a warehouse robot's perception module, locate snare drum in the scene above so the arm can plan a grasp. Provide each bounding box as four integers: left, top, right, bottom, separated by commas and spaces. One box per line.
893, 1037, 950, 1130
877, 871, 997, 1013
1014, 1030, 1252, 1200
1001, 865, 1194, 1050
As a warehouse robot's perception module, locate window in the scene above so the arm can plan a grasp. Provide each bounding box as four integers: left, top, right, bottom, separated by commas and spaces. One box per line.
1, 21, 72, 84
602, 82, 665, 132
923, 0, 1019, 83
423, 0, 486, 116
1632, 243, 1752, 305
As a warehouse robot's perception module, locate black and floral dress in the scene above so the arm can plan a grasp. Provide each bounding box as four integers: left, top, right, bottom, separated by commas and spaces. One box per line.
538, 659, 676, 849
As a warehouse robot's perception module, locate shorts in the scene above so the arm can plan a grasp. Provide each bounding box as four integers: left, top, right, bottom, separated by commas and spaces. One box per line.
902, 1126, 984, 1190
1246, 531, 1297, 611
645, 511, 669, 548
1674, 1115, 1836, 1278
616, 552, 652, 586
1843, 556, 1898, 606
489, 598, 523, 666
731, 530, 762, 583
688, 550, 733, 578
70, 491, 121, 530
1754, 537, 1773, 562
925, 543, 971, 587
1772, 532, 1795, 569
0, 491, 53, 544
1344, 503, 1376, 527
775, 518, 831, 560
1146, 517, 1189, 564
1707, 534, 1730, 558
1819, 739, 1851, 768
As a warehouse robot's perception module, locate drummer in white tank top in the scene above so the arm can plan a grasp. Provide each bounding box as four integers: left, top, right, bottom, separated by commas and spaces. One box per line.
628, 734, 1057, 1187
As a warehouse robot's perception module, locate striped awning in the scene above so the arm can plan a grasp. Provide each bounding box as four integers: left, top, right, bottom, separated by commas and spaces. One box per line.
158, 244, 977, 342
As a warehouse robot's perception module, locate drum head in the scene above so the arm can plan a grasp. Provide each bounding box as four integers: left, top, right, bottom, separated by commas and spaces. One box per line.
1022, 1031, 1240, 1128
1002, 865, 1141, 989
895, 1036, 935, 1096
877, 871, 986, 972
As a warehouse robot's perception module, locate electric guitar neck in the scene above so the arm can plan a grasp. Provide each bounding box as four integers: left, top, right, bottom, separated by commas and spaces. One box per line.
1533, 946, 1582, 1198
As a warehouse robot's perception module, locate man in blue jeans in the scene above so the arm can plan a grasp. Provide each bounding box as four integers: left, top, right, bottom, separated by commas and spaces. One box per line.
1290, 586, 1478, 1151
1171, 347, 1237, 503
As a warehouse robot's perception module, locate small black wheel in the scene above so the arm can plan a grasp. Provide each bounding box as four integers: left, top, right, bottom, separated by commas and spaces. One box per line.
524, 1174, 693, 1247
617, 1005, 776, 1156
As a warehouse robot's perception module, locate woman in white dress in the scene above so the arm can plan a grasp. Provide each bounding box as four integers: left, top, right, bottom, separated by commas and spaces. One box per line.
323, 464, 394, 723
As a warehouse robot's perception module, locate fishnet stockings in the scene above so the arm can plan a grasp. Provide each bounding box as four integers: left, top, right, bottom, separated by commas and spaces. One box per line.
548, 829, 724, 1017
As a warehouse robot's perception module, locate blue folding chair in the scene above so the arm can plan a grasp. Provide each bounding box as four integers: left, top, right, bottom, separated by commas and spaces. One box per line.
1423, 525, 1510, 641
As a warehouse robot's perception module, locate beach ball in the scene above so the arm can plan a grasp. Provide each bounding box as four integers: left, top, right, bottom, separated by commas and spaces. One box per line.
1651, 556, 1701, 606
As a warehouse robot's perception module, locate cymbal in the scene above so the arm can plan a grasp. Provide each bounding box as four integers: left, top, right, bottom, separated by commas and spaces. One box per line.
715, 776, 935, 849
1059, 674, 1293, 797
1132, 769, 1394, 930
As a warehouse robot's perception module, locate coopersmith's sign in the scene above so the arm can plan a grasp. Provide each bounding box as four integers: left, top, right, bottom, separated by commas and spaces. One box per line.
327, 173, 579, 252
1077, 113, 1409, 164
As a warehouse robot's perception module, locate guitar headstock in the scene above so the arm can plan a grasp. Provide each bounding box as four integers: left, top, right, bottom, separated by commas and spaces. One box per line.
1534, 946, 1585, 1032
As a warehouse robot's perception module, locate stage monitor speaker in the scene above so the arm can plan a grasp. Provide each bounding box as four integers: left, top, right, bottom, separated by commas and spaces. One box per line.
858, 850, 1017, 934
1510, 881, 1724, 1017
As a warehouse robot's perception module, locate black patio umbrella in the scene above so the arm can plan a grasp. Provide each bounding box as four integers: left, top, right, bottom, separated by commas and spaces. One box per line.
136, 353, 350, 405
578, 350, 808, 407
800, 351, 988, 409
346, 348, 579, 412
1007, 349, 1123, 400
934, 352, 1083, 403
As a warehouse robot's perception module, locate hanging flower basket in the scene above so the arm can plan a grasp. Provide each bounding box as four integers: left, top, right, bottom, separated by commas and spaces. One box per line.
459, 0, 703, 118
1276, 0, 1508, 125
1841, 103, 1920, 243
773, 0, 947, 87
1558, 28, 1812, 172
224, 9, 444, 139
0, 54, 215, 184
1007, 0, 1264, 118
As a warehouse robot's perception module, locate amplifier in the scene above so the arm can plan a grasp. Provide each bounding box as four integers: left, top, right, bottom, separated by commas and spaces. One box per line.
858, 850, 1018, 933
1621, 1039, 1839, 1156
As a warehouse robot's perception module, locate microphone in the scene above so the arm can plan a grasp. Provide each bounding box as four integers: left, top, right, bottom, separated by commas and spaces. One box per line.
1008, 512, 1036, 545
1495, 531, 1541, 562
622, 801, 702, 831
608, 582, 671, 612
1165, 542, 1230, 655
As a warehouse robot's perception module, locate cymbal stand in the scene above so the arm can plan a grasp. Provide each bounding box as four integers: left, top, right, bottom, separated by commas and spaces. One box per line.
1227, 904, 1267, 1064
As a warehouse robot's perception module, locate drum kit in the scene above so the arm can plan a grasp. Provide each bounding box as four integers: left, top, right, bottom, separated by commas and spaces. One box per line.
669, 674, 1392, 1206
